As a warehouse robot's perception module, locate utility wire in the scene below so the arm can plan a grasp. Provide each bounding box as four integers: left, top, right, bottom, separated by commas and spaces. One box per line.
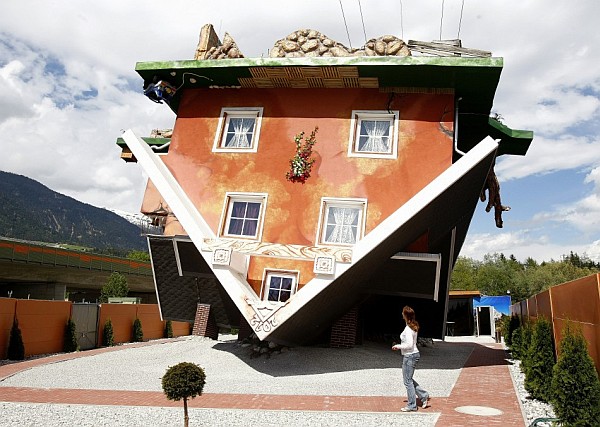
338, 0, 353, 49
399, 0, 404, 39
457, 0, 465, 39
357, 0, 368, 44
439, 0, 445, 40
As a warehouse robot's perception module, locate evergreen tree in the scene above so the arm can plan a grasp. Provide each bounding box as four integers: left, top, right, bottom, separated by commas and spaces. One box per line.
63, 317, 79, 353
132, 318, 144, 342
511, 326, 523, 359
524, 317, 555, 402
7, 318, 25, 360
505, 315, 521, 347
165, 320, 173, 338
102, 318, 114, 346
551, 323, 600, 426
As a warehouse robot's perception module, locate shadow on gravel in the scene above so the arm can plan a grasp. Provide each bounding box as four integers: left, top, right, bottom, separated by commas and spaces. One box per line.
211, 339, 479, 377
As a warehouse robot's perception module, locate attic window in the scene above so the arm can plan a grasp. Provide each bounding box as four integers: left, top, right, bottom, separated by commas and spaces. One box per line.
213, 107, 263, 153
348, 110, 399, 159
261, 270, 299, 303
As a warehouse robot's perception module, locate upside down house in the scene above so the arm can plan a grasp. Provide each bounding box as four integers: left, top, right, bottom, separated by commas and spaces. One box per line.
117, 25, 533, 347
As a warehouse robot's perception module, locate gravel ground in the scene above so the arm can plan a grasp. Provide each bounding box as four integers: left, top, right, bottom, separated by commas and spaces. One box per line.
0, 335, 508, 426
1, 335, 471, 397
507, 357, 557, 426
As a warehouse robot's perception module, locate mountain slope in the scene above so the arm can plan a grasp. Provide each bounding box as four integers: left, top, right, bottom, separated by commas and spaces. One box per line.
0, 170, 146, 251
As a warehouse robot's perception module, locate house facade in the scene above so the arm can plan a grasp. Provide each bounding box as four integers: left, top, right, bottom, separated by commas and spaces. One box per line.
118, 26, 532, 346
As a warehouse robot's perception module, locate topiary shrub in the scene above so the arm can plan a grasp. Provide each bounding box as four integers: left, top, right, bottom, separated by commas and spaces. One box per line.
132, 318, 143, 342
505, 314, 521, 348
63, 317, 79, 353
162, 362, 206, 427
7, 318, 25, 360
551, 322, 600, 426
511, 326, 523, 359
165, 320, 173, 338
102, 318, 114, 347
524, 317, 555, 402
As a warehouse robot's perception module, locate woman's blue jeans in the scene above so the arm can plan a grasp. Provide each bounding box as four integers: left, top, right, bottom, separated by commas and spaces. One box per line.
402, 352, 428, 410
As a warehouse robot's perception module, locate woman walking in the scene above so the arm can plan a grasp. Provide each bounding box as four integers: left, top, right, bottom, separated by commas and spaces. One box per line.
392, 306, 430, 412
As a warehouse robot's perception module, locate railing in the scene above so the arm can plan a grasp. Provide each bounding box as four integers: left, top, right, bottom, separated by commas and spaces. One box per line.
0, 238, 152, 276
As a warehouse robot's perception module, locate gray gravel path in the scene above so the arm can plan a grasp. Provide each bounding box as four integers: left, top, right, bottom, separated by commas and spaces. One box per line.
0, 335, 477, 426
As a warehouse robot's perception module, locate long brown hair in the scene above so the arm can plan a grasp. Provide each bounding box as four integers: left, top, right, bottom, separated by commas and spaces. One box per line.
403, 306, 419, 332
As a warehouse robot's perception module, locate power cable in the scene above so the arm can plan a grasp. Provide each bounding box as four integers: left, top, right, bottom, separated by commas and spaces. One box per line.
439, 0, 445, 40
399, 0, 404, 40
457, 0, 465, 39
338, 0, 353, 49
357, 0, 368, 44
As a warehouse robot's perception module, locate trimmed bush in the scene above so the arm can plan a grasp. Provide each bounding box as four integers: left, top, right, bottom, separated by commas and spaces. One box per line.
7, 318, 25, 360
551, 322, 600, 426
511, 326, 523, 359
505, 315, 521, 347
132, 318, 143, 342
165, 320, 173, 338
524, 317, 555, 402
102, 318, 114, 347
162, 362, 206, 427
63, 317, 79, 353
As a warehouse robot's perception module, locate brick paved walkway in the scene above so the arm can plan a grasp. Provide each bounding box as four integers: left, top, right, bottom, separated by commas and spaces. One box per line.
0, 338, 525, 426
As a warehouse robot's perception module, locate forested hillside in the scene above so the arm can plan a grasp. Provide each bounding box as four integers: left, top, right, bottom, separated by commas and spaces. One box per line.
0, 170, 146, 252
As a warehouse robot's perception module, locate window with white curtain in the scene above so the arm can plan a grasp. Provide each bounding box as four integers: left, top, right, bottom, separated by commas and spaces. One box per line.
220, 193, 267, 240
213, 107, 263, 153
318, 198, 367, 246
348, 110, 399, 159
261, 270, 299, 303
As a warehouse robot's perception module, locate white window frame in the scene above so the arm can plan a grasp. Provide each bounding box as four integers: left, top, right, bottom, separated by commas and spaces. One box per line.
260, 269, 299, 303
218, 192, 268, 241
347, 110, 399, 159
316, 197, 367, 247
213, 107, 264, 153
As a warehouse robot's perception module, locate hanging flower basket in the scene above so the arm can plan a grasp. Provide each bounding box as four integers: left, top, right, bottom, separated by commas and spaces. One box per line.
286, 127, 318, 184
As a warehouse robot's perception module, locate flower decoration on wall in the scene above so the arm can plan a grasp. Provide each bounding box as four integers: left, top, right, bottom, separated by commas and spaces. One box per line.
286, 126, 318, 184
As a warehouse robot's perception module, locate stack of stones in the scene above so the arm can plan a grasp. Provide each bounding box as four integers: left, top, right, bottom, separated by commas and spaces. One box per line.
269, 29, 411, 58
202, 33, 244, 59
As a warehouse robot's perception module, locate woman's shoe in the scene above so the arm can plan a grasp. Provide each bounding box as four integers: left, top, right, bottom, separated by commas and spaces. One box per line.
422, 397, 429, 408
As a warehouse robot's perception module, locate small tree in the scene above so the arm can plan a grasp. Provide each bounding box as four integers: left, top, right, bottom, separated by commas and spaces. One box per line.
63, 317, 79, 353
165, 320, 173, 338
524, 317, 555, 402
7, 318, 25, 360
551, 322, 600, 426
100, 272, 129, 303
102, 318, 115, 346
132, 318, 144, 342
162, 362, 206, 427
504, 314, 521, 347
511, 326, 523, 359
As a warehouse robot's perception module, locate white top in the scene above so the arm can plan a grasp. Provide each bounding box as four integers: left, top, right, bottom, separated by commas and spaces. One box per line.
397, 325, 419, 355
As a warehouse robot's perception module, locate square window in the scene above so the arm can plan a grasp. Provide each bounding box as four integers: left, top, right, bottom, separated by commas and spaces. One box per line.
213, 108, 263, 153
220, 193, 267, 240
317, 198, 367, 246
262, 270, 299, 303
348, 110, 399, 159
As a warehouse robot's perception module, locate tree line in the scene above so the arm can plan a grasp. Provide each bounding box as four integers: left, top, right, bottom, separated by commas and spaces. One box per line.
450, 251, 600, 302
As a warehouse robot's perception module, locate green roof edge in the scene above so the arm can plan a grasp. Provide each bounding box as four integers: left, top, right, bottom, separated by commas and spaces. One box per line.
488, 117, 534, 156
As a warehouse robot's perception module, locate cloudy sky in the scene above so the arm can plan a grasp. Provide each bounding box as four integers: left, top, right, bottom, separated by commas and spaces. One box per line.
1, 1, 599, 262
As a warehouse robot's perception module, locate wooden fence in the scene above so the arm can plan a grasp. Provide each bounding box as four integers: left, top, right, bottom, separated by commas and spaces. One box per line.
0, 298, 190, 359
511, 273, 600, 373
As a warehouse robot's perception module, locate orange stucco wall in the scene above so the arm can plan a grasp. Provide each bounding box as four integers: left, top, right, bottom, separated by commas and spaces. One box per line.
0, 299, 72, 357
142, 88, 454, 296
97, 303, 190, 346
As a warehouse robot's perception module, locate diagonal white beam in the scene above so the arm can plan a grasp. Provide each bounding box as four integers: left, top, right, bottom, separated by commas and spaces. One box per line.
121, 129, 257, 316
